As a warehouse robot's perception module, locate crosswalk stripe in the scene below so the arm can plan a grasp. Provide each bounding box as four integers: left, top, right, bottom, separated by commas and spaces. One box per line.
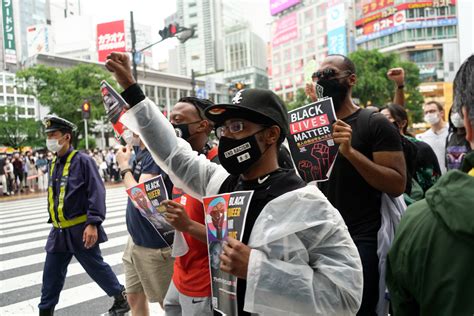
0, 231, 129, 272
0, 274, 126, 315
0, 213, 126, 244
0, 201, 128, 224
0, 192, 127, 211
0, 233, 129, 256
0, 207, 126, 235
0, 252, 124, 294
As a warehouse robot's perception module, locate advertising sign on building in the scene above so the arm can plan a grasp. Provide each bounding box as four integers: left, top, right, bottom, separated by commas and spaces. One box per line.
2, 0, 17, 64
272, 12, 298, 47
362, 0, 395, 17
97, 20, 126, 62
269, 0, 301, 16
27, 24, 52, 57
327, 3, 347, 55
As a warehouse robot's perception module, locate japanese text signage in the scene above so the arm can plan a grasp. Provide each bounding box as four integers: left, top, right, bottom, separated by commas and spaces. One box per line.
327, 3, 347, 55
96, 20, 126, 62
2, 0, 17, 64
272, 12, 298, 47
270, 0, 301, 16
362, 0, 395, 17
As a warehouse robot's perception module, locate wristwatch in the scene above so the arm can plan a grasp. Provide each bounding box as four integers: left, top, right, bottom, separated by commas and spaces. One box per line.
120, 168, 133, 179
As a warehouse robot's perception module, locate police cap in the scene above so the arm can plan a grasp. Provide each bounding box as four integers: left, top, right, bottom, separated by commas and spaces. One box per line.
43, 115, 77, 133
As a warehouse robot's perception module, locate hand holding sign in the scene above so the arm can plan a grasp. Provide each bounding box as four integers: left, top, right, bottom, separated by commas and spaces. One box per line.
220, 237, 251, 280
333, 119, 353, 157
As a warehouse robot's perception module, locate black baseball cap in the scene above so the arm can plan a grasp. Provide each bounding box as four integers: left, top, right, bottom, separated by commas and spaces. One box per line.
43, 115, 77, 133
204, 89, 289, 140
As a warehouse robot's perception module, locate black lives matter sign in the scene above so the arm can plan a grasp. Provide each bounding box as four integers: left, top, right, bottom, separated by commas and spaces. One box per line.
287, 98, 339, 182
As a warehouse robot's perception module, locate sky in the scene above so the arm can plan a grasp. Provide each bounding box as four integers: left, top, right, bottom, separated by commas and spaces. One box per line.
80, 0, 272, 64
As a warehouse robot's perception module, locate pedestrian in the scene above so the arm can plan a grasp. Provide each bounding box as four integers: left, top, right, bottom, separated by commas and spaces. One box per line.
313, 54, 406, 315
3, 157, 15, 195
26, 155, 38, 192
106, 52, 363, 315
36, 152, 49, 191
386, 54, 474, 316
381, 103, 441, 202
38, 115, 129, 316
115, 130, 175, 315
12, 153, 24, 193
0, 154, 7, 195
162, 96, 218, 316
416, 101, 449, 173
446, 107, 471, 170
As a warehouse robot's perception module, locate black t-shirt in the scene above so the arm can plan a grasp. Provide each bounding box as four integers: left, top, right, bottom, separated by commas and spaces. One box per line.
319, 109, 402, 241
217, 168, 306, 316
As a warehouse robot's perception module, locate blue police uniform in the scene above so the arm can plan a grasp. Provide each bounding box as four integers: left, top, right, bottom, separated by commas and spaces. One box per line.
39, 115, 128, 315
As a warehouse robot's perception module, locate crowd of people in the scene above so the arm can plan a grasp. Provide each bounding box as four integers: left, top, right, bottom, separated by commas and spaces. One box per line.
0, 147, 130, 196
7, 51, 473, 316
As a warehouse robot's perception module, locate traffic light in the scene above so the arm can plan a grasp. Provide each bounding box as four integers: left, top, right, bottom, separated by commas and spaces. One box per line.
159, 23, 179, 40
235, 82, 245, 90
82, 101, 91, 119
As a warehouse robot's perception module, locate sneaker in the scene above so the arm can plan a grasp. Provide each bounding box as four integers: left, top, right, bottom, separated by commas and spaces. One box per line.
107, 287, 130, 316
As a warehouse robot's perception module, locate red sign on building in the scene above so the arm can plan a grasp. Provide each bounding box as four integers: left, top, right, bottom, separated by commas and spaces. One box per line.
97, 20, 126, 62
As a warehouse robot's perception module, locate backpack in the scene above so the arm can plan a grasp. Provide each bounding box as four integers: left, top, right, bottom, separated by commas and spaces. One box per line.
356, 108, 407, 316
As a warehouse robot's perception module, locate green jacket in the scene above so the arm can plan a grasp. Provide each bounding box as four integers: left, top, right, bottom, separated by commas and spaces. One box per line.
386, 169, 474, 316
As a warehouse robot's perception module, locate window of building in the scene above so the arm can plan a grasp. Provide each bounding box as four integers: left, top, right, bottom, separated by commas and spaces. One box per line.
304, 24, 313, 37
446, 25, 456, 37
169, 88, 178, 106
191, 55, 200, 60
418, 8, 425, 17
0, 84, 3, 93
407, 9, 415, 19
27, 98, 35, 106
273, 66, 281, 77
5, 75, 14, 85
17, 97, 26, 105
427, 27, 433, 38
416, 28, 423, 38
6, 86, 14, 94
284, 63, 292, 74
27, 108, 35, 116
188, 2, 196, 7
145, 85, 155, 100
425, 7, 435, 17
294, 45, 303, 58
179, 89, 188, 99
158, 87, 167, 108
273, 52, 280, 63
449, 62, 454, 72
305, 40, 315, 55
18, 107, 25, 115
316, 3, 326, 17
295, 59, 304, 71
6, 96, 14, 104
304, 9, 313, 24
284, 48, 291, 60
439, 7, 446, 16
437, 27, 444, 37
189, 13, 197, 18
449, 5, 456, 15
0, 96, 4, 104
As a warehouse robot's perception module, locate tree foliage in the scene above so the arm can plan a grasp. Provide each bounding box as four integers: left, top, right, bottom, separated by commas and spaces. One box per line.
287, 88, 313, 111
16, 64, 118, 146
0, 106, 44, 149
349, 49, 424, 122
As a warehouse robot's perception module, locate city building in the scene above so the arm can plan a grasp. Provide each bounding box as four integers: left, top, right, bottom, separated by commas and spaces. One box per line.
224, 22, 269, 91
355, 0, 459, 106
175, 0, 225, 77
269, 0, 356, 102
0, 71, 43, 120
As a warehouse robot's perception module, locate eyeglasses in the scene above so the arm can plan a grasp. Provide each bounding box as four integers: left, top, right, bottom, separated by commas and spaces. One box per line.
215, 121, 245, 139
312, 68, 352, 81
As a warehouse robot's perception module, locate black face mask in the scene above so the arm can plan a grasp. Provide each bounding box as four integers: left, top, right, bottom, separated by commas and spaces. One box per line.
172, 121, 200, 140
218, 132, 264, 176
316, 78, 350, 112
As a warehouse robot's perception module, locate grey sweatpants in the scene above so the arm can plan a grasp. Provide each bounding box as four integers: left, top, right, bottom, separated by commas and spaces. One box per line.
163, 280, 213, 316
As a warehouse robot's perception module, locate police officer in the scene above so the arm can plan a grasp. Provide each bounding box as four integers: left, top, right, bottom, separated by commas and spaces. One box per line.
39, 115, 130, 316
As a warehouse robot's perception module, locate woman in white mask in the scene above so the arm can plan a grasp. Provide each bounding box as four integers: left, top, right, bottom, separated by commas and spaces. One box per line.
446, 107, 471, 170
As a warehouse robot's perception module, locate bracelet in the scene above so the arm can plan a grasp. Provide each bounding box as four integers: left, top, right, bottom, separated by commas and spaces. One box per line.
120, 168, 133, 179
397, 85, 405, 89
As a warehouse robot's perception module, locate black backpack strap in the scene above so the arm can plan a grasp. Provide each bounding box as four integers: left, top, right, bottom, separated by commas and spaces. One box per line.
356, 108, 379, 146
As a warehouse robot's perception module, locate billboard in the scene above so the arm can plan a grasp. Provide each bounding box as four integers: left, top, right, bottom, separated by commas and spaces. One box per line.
327, 3, 347, 55
27, 24, 52, 57
362, 0, 395, 17
270, 0, 301, 16
2, 0, 17, 64
97, 20, 126, 62
272, 12, 298, 47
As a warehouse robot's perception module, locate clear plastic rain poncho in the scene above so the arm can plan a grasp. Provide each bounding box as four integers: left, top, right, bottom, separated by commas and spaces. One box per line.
121, 97, 363, 315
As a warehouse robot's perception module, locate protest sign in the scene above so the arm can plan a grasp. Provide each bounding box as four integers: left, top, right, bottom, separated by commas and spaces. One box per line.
126, 175, 175, 246
287, 98, 339, 182
203, 191, 254, 316
100, 80, 129, 145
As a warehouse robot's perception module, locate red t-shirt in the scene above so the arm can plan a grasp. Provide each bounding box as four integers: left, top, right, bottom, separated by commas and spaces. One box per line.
171, 147, 217, 297
172, 190, 211, 297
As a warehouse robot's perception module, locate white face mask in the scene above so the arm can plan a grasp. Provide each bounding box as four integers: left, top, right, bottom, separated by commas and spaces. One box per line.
46, 138, 64, 153
450, 112, 464, 128
123, 130, 140, 146
424, 113, 440, 125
